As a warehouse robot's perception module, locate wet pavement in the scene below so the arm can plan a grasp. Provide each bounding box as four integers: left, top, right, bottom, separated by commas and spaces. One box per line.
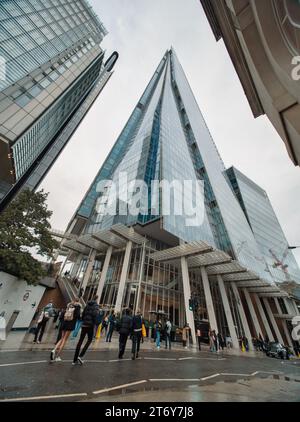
0, 347, 299, 402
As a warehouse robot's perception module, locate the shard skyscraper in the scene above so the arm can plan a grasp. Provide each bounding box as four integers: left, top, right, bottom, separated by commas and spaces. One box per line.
61, 49, 300, 348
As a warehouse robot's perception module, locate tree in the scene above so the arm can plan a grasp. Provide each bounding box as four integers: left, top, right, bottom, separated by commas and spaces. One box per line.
0, 189, 59, 285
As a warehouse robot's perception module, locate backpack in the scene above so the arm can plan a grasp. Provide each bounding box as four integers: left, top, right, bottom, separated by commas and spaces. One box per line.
64, 304, 75, 321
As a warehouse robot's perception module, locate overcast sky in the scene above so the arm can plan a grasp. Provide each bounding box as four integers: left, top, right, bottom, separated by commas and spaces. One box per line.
40, 0, 300, 265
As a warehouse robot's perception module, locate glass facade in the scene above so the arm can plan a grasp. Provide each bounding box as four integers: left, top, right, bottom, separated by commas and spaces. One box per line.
65, 49, 299, 344
0, 0, 112, 209
226, 166, 300, 283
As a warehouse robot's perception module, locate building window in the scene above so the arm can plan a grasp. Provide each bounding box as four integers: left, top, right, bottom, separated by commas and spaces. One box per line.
273, 0, 300, 55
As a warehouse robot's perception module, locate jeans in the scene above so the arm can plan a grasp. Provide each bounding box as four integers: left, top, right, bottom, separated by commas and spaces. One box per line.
34, 320, 48, 342
156, 331, 161, 347
106, 328, 114, 342
73, 326, 94, 362
132, 332, 142, 357
119, 333, 129, 358
165, 333, 171, 349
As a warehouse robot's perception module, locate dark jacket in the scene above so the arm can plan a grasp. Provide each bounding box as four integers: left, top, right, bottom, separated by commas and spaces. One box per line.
132, 314, 143, 333
119, 315, 132, 336
81, 301, 100, 327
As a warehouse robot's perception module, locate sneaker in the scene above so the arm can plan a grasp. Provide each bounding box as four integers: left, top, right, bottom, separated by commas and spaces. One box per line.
136, 353, 139, 359
50, 349, 56, 361
37, 341, 41, 344
33, 341, 36, 344
78, 357, 84, 365
131, 354, 135, 360
72, 361, 77, 366
55, 356, 62, 362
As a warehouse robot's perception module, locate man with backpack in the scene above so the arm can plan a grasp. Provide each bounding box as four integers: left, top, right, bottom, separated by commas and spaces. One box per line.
33, 302, 55, 344
73, 295, 99, 365
118, 308, 133, 359
50, 298, 81, 362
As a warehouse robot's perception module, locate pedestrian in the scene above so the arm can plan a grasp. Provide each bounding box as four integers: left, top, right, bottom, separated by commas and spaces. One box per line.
50, 298, 81, 362
155, 317, 162, 349
101, 315, 108, 335
33, 302, 55, 344
209, 330, 216, 352
106, 311, 116, 342
217, 333, 225, 351
196, 327, 202, 351
94, 306, 104, 338
118, 308, 133, 359
182, 323, 190, 348
72, 296, 99, 365
165, 318, 172, 350
55, 308, 65, 344
213, 330, 219, 352
131, 309, 143, 360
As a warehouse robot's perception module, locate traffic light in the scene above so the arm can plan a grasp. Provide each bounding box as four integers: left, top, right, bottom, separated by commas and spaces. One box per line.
189, 299, 193, 311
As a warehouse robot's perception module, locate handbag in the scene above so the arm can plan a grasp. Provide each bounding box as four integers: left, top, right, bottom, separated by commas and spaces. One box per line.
95, 323, 102, 339
142, 323, 146, 338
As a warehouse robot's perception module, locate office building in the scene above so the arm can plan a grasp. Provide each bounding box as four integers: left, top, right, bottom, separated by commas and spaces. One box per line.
200, 0, 300, 166
0, 0, 118, 210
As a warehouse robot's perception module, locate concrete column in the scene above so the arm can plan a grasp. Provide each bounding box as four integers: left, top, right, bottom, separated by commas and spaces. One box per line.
70, 254, 83, 278
243, 288, 262, 338
231, 283, 254, 350
274, 297, 293, 348
262, 297, 284, 344
201, 266, 218, 332
81, 249, 97, 293
181, 257, 196, 346
114, 241, 132, 314
253, 293, 275, 342
217, 275, 239, 349
96, 246, 113, 304
134, 243, 146, 314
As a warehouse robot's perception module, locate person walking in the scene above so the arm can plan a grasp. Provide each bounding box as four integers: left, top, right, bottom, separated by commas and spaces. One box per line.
165, 319, 172, 350
196, 327, 202, 351
106, 311, 116, 343
131, 309, 143, 360
118, 308, 133, 359
182, 323, 190, 349
209, 330, 216, 352
217, 333, 225, 351
55, 308, 65, 344
50, 298, 81, 362
155, 318, 162, 349
73, 296, 99, 365
33, 302, 54, 344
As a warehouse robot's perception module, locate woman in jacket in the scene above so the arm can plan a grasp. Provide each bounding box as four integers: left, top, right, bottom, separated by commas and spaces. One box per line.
50, 298, 81, 362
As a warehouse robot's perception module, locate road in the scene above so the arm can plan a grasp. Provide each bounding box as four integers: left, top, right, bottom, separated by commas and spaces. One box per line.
0, 348, 299, 402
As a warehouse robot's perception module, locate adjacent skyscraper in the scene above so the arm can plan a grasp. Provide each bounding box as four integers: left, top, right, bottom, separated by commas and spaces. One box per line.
61, 49, 299, 348
226, 166, 300, 284
0, 0, 118, 210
